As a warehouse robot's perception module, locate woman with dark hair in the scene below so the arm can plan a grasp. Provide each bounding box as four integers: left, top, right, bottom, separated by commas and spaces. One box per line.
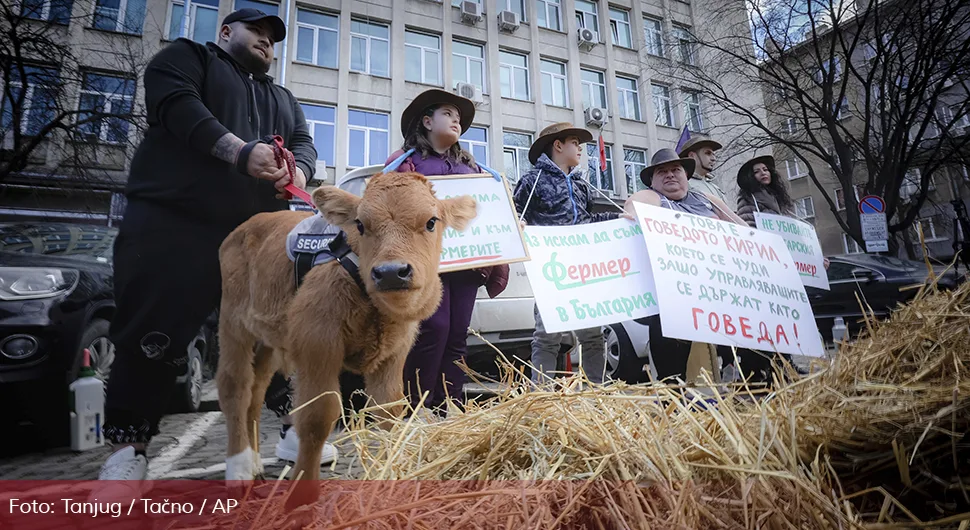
736, 155, 795, 228
383, 88, 508, 416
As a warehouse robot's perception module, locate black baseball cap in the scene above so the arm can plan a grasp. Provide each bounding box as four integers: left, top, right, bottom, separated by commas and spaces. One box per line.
222, 8, 286, 42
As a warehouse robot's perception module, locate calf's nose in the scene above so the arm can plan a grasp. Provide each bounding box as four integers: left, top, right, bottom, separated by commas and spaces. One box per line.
371, 262, 413, 291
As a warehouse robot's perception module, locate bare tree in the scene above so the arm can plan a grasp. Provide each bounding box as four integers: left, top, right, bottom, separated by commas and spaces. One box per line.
0, 0, 148, 200
667, 0, 970, 251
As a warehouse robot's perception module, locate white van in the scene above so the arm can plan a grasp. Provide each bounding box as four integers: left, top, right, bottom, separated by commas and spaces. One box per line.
332, 167, 655, 383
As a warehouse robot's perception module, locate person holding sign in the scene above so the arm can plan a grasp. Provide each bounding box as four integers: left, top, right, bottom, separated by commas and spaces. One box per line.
625, 149, 747, 384
512, 122, 626, 384
386, 88, 509, 414
735, 155, 796, 227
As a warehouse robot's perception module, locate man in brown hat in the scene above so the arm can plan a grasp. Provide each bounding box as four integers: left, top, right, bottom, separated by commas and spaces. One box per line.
512, 122, 629, 385
678, 136, 728, 204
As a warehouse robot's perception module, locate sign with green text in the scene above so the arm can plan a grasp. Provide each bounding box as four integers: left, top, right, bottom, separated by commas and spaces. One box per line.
428, 174, 530, 273
633, 202, 824, 357
522, 219, 659, 333
754, 212, 830, 290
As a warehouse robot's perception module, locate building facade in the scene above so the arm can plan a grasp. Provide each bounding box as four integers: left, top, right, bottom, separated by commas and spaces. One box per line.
0, 0, 761, 223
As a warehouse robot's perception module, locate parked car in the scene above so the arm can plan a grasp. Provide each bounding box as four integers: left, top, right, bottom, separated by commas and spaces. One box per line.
807, 253, 963, 343
0, 222, 209, 451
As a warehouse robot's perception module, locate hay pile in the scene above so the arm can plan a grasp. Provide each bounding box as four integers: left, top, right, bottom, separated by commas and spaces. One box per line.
226, 280, 970, 529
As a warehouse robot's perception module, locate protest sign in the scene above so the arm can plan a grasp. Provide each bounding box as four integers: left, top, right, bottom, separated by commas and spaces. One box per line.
632, 202, 824, 356
428, 174, 530, 273
754, 213, 830, 290
522, 219, 659, 333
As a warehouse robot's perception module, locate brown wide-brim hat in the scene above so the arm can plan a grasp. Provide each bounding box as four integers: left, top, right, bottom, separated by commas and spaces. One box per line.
528, 122, 594, 164
640, 148, 696, 186
677, 136, 723, 157
736, 155, 776, 183
400, 89, 476, 138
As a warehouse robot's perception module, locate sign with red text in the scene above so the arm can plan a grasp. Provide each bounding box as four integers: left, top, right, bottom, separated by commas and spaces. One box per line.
429, 174, 530, 273
754, 212, 830, 290
632, 202, 824, 357
522, 219, 659, 333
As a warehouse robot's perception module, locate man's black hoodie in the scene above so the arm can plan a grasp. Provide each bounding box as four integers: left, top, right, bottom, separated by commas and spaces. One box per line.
125, 38, 317, 232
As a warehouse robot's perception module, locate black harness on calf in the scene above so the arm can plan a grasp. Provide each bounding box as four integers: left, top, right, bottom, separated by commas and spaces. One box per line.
291, 229, 367, 296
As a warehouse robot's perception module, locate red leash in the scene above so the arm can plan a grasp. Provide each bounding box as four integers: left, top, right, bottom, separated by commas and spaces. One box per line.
268, 135, 315, 207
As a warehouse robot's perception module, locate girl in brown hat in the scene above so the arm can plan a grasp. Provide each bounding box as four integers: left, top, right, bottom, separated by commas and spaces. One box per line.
383, 89, 508, 415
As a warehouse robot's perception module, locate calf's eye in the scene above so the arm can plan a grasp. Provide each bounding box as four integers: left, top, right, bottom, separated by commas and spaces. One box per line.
355, 219, 365, 235
426, 217, 439, 232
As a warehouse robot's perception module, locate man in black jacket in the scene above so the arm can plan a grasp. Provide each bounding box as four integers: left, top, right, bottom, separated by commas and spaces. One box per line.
97, 9, 333, 484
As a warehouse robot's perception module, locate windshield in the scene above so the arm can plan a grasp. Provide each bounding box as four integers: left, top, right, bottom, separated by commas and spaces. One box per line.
0, 224, 117, 261
864, 255, 922, 271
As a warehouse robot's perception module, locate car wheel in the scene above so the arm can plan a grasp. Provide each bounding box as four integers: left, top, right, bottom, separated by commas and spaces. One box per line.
604, 323, 646, 384
75, 318, 115, 387
173, 341, 204, 413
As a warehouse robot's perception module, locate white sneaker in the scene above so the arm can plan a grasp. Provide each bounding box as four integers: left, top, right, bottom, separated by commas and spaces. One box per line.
275, 427, 338, 465
92, 446, 149, 503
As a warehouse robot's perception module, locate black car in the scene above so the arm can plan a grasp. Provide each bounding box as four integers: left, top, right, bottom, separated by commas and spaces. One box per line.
807, 253, 962, 343
0, 222, 208, 451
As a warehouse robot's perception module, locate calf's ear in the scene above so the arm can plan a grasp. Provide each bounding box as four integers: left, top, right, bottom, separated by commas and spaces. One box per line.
439, 195, 477, 232
312, 186, 361, 227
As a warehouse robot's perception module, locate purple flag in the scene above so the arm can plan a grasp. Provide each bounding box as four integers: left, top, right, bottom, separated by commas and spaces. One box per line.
675, 125, 691, 153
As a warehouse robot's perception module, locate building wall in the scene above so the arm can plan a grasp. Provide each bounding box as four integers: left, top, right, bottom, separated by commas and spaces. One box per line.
1, 0, 763, 222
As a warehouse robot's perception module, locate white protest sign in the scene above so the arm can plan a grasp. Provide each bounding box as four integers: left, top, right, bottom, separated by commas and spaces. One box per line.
521, 219, 659, 333
428, 174, 530, 273
633, 202, 824, 357
754, 213, 830, 290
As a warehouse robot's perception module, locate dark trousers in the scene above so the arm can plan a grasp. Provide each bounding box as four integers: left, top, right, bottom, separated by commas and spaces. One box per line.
403, 270, 480, 411
103, 202, 291, 444
638, 315, 693, 382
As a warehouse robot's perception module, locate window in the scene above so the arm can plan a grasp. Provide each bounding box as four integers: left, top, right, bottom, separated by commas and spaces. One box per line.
794, 197, 815, 222
900, 168, 936, 200
581, 69, 607, 110
503, 131, 532, 185
295, 9, 339, 68
835, 96, 850, 120
536, 0, 561, 31
460, 127, 489, 163
540, 59, 569, 107
785, 117, 798, 134
20, 0, 73, 24
453, 41, 486, 91
643, 17, 664, 57
93, 0, 146, 34
350, 19, 390, 77
586, 143, 615, 193
234, 0, 279, 13
609, 8, 632, 48
672, 25, 695, 65
77, 72, 135, 144
616, 76, 640, 120
499, 50, 530, 100
499, 0, 526, 21
405, 31, 441, 85
842, 234, 863, 254
834, 185, 862, 211
624, 148, 648, 195
912, 217, 946, 243
818, 57, 842, 82
574, 0, 598, 34
301, 103, 335, 167
167, 0, 218, 43
652, 84, 673, 127
683, 91, 702, 132
0, 65, 59, 137
346, 109, 389, 168
954, 105, 970, 129
785, 159, 807, 180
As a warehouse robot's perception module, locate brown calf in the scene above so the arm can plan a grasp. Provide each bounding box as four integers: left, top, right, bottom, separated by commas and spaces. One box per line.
216, 171, 476, 507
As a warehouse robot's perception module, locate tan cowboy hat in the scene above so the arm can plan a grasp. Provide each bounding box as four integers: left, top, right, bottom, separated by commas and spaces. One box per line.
640, 148, 696, 186
677, 136, 723, 157
528, 122, 594, 164
736, 155, 776, 182
400, 89, 476, 138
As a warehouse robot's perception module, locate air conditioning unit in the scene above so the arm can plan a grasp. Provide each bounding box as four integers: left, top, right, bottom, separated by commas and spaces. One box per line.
578, 27, 598, 50
455, 82, 484, 105
497, 10, 520, 31
460, 0, 483, 23
584, 106, 607, 127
